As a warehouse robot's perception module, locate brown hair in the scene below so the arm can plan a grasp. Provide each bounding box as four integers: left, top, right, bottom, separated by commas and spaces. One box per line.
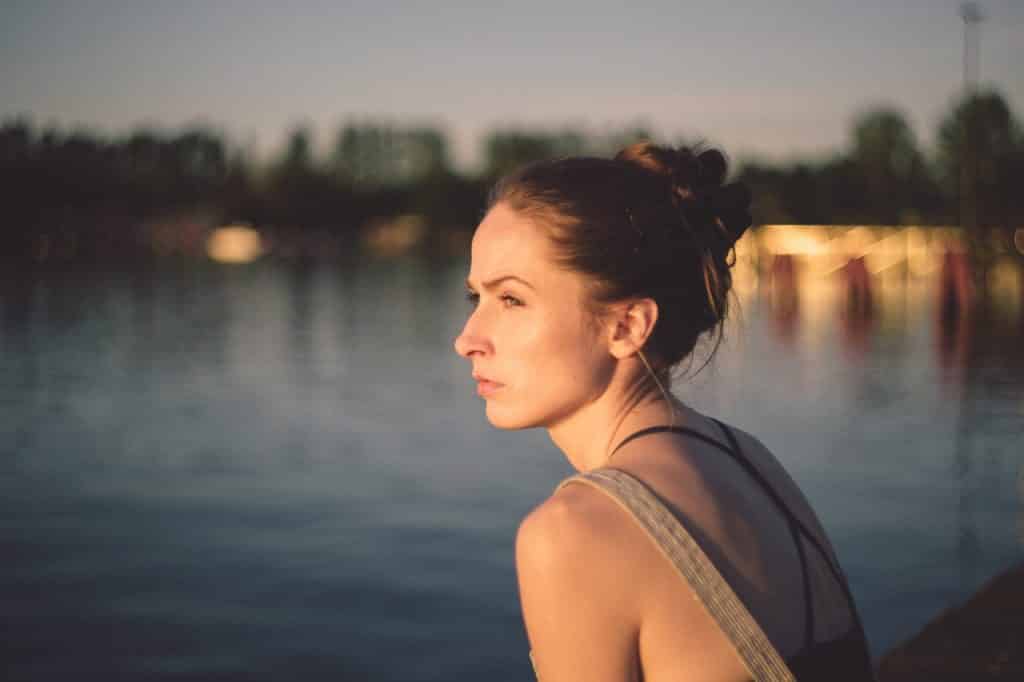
490, 142, 751, 378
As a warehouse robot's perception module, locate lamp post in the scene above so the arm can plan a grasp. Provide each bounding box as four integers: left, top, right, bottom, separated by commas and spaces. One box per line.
959, 3, 984, 260
961, 2, 982, 91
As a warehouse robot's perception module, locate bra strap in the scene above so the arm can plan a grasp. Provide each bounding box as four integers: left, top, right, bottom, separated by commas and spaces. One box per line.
711, 419, 872, 659
609, 425, 731, 459
557, 468, 796, 682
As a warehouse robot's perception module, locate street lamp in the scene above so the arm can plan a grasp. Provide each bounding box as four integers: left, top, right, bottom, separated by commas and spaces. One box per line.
959, 3, 984, 242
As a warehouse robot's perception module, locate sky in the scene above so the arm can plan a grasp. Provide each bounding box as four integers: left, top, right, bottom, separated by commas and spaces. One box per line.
2, 0, 1022, 171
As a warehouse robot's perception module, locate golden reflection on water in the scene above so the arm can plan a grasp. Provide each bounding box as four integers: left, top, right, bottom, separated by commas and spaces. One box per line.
729, 224, 1024, 377
745, 226, 1024, 555
735, 225, 1022, 309
206, 224, 264, 264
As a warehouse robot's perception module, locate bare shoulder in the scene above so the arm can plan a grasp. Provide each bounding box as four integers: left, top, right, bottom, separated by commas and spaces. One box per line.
515, 480, 649, 681
516, 475, 755, 681
516, 481, 659, 675
516, 479, 638, 576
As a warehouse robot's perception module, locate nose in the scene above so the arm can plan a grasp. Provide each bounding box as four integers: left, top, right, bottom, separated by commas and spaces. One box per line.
454, 309, 491, 359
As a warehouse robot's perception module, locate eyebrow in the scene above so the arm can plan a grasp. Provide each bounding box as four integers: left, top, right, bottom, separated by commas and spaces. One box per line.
465, 275, 535, 291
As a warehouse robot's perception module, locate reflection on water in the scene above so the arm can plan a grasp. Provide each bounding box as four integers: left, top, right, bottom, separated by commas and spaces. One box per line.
1, 245, 1022, 681
836, 256, 875, 360
747, 233, 1024, 656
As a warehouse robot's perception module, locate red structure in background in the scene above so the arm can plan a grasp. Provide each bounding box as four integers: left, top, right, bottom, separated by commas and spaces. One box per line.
936, 249, 975, 379
837, 256, 875, 359
767, 253, 800, 345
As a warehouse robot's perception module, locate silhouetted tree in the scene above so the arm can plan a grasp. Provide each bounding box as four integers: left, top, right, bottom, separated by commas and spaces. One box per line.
481, 130, 581, 179
4, 92, 1022, 267
849, 108, 935, 224
937, 90, 1024, 269
264, 125, 356, 233
331, 123, 452, 187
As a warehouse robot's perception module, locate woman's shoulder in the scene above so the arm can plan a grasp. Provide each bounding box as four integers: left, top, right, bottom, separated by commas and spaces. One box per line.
515, 480, 651, 664
517, 476, 640, 563
515, 475, 672, 599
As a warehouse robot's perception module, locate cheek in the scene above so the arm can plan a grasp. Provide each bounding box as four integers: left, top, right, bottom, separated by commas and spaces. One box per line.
502, 309, 586, 371
483, 309, 609, 429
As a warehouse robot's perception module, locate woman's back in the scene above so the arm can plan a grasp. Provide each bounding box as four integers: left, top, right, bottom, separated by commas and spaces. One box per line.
538, 406, 872, 681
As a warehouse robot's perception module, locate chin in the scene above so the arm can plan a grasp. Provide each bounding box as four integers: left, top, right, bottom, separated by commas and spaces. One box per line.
484, 401, 545, 430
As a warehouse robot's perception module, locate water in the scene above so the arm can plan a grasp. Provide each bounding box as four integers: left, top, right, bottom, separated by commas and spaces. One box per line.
2, 258, 1022, 681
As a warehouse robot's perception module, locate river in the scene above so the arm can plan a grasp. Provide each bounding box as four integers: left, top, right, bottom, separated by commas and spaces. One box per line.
2, 253, 1022, 681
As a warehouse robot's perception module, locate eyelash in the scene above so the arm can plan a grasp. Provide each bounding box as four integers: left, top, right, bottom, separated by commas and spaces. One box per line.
465, 291, 523, 308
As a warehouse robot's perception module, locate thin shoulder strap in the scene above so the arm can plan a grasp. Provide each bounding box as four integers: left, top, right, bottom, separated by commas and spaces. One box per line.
558, 468, 796, 682
610, 425, 732, 459
614, 423, 848, 584
709, 422, 814, 647
613, 423, 817, 647
711, 419, 872, 655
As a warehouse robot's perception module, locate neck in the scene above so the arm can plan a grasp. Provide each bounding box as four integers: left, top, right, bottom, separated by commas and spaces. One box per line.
546, 360, 677, 472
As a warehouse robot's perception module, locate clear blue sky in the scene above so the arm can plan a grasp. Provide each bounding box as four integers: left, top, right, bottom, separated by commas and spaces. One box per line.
2, 0, 1021, 170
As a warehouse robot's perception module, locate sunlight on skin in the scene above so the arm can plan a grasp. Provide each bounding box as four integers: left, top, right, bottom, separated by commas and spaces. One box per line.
454, 201, 673, 474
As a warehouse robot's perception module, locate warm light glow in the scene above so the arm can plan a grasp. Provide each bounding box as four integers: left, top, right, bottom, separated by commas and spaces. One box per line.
905, 227, 936, 277
760, 225, 831, 256
842, 226, 875, 257
864, 229, 908, 274
1015, 228, 1024, 256
935, 227, 967, 253
206, 225, 264, 264
758, 224, 965, 278
988, 258, 1022, 317
730, 248, 758, 300
364, 214, 426, 256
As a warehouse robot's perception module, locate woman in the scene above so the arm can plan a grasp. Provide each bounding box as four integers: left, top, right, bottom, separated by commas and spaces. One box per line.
454, 143, 875, 681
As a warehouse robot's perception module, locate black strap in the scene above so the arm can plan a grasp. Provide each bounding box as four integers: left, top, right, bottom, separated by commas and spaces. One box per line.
710, 421, 815, 647
711, 419, 872, 662
791, 510, 816, 647
609, 420, 872, 657
614, 423, 815, 646
610, 425, 733, 460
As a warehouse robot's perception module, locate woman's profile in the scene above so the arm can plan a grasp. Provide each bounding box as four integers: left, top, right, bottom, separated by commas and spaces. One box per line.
454, 143, 875, 681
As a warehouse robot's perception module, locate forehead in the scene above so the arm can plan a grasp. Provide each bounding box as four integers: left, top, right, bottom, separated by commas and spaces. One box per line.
468, 202, 562, 284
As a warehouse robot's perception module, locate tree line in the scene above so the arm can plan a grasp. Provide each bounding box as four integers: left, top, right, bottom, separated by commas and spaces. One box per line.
2, 89, 1022, 265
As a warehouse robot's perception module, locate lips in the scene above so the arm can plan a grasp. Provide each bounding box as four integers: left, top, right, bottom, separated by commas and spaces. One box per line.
472, 372, 504, 398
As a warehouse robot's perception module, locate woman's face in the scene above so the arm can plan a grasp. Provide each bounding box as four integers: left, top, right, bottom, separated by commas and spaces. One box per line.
454, 202, 615, 430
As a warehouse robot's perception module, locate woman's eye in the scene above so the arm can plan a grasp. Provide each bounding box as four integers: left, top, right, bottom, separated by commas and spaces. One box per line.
465, 291, 522, 309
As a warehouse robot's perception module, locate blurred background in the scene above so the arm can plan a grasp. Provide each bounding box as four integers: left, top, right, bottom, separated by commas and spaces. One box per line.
2, 1, 1022, 680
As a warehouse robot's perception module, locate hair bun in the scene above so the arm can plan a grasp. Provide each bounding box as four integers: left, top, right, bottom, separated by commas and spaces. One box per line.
495, 143, 748, 372
615, 142, 728, 197
671, 148, 751, 250
615, 141, 751, 250
661, 147, 726, 200
707, 182, 752, 246
693, 149, 727, 189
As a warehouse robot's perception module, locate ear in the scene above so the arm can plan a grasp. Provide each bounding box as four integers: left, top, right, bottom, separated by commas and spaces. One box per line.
606, 298, 658, 360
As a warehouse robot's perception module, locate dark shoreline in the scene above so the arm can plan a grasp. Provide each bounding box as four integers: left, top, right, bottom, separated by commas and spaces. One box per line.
877, 561, 1024, 680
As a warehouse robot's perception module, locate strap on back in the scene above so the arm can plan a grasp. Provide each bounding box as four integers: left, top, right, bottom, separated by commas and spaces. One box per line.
710, 419, 871, 656
709, 422, 815, 648
614, 421, 863, 643
557, 468, 796, 682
